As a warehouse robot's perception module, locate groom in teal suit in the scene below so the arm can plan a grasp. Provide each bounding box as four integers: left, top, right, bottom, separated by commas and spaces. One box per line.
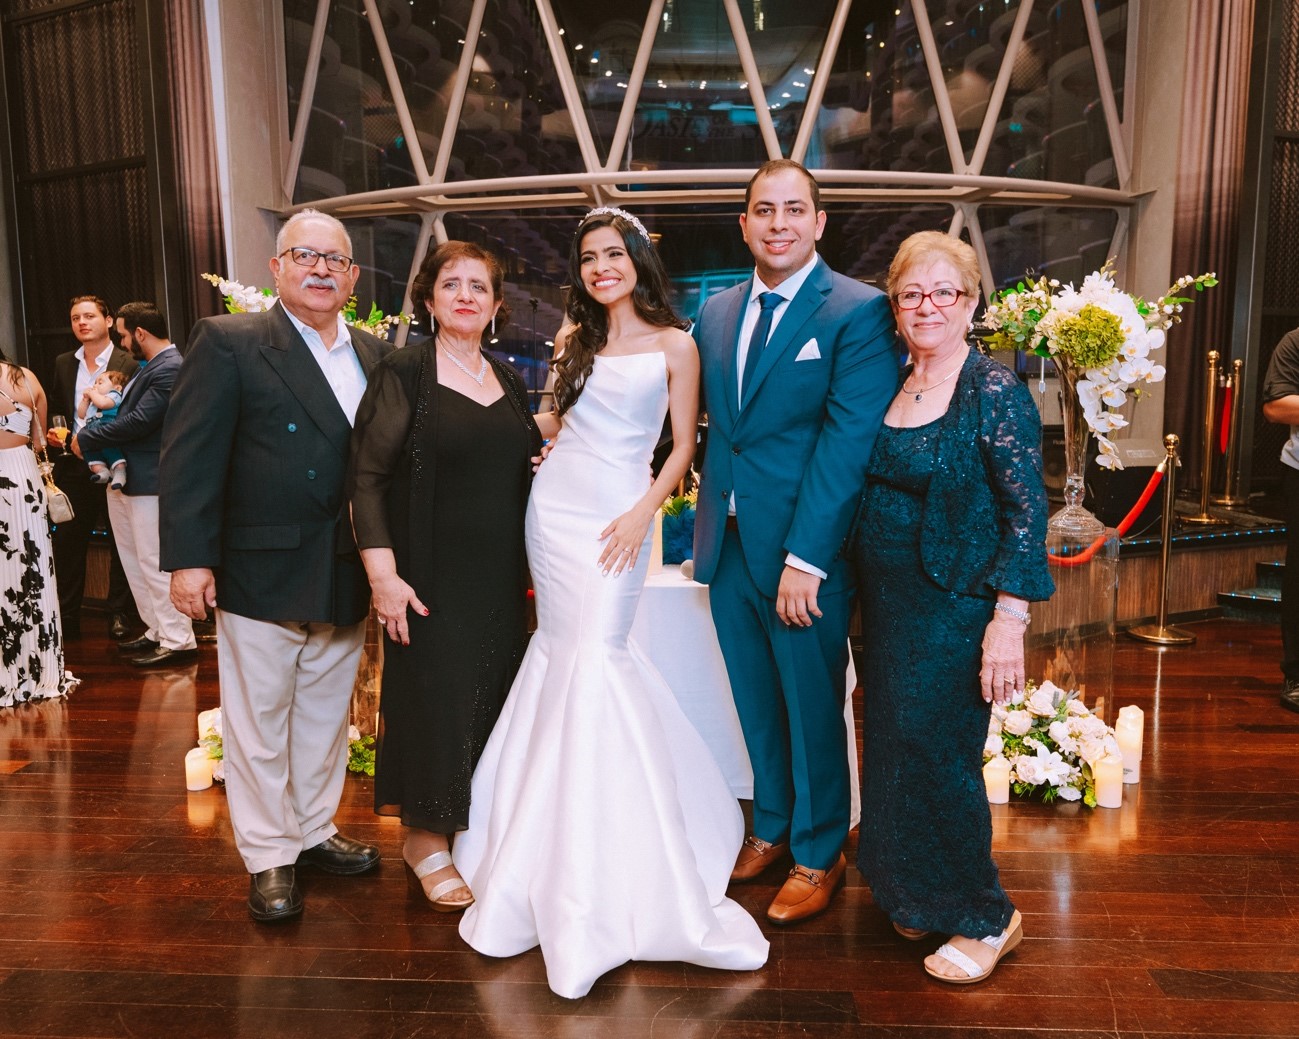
694, 160, 897, 925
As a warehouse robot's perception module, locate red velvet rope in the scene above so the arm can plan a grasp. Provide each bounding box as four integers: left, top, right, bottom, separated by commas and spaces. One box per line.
1046, 463, 1167, 567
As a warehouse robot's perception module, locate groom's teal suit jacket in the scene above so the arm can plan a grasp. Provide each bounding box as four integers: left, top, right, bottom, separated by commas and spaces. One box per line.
693, 257, 898, 597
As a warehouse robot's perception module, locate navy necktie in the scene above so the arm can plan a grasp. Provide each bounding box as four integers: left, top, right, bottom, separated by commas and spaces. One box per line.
741, 291, 782, 403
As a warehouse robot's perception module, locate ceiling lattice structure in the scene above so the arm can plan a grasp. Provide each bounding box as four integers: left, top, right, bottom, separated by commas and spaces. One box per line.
280, 0, 1132, 340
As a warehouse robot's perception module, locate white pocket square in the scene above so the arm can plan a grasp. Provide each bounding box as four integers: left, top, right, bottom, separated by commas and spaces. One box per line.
795, 339, 821, 361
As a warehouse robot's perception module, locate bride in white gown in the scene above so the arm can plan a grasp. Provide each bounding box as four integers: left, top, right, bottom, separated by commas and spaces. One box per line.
455, 207, 769, 998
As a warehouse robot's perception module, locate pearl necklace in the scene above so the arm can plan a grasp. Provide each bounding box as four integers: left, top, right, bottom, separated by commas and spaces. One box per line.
438, 342, 488, 386
903, 357, 964, 401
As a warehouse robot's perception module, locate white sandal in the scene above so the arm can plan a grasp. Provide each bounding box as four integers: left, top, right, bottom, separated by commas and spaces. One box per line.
924, 910, 1022, 985
405, 850, 474, 913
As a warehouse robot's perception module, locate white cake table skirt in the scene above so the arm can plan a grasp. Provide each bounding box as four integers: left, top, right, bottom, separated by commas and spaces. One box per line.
631, 566, 861, 829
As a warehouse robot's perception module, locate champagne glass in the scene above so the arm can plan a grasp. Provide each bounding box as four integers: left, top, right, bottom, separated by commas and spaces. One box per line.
50, 415, 69, 454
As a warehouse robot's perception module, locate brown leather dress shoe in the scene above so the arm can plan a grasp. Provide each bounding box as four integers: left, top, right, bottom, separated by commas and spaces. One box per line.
730, 835, 789, 882
766, 852, 847, 925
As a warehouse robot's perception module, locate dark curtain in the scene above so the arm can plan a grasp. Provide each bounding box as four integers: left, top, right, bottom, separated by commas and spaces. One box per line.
2, 0, 150, 388
1165, 0, 1254, 488
163, 0, 224, 335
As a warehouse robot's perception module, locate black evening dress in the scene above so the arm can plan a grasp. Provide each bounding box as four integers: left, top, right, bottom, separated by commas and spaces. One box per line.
853, 418, 1015, 939
348, 346, 540, 834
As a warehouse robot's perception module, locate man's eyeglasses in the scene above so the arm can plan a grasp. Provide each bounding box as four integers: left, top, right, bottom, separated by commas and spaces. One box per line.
893, 288, 966, 310
279, 246, 354, 273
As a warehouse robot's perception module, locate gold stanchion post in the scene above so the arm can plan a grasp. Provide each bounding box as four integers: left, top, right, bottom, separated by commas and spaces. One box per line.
1212, 358, 1247, 506
1183, 350, 1226, 526
1127, 435, 1196, 645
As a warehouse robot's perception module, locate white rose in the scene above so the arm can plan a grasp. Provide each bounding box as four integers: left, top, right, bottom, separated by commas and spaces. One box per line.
1056, 784, 1082, 801
1048, 720, 1078, 756
984, 733, 1004, 758
348, 725, 361, 742
1066, 698, 1090, 717
991, 703, 1010, 723
1003, 710, 1033, 736
1025, 687, 1057, 717
211, 759, 225, 783
1013, 756, 1045, 785
1076, 736, 1107, 767
988, 713, 1004, 736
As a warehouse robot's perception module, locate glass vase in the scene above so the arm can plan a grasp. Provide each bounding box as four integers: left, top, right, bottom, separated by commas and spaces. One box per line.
1050, 358, 1106, 540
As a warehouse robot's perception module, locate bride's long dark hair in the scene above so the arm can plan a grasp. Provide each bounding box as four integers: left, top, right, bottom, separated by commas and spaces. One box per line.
552, 210, 689, 416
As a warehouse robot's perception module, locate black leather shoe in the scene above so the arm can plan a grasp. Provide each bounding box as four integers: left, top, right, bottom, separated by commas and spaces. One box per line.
248, 866, 302, 922
108, 613, 131, 640
130, 646, 198, 668
297, 833, 380, 875
1282, 679, 1299, 714
117, 635, 158, 654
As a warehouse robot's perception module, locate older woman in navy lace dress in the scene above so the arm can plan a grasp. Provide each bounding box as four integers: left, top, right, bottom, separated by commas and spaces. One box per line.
852, 231, 1053, 985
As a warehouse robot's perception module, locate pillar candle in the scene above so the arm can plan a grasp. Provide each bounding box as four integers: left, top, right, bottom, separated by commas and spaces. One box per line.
1094, 754, 1122, 808
648, 508, 665, 575
197, 708, 219, 742
1116, 722, 1142, 784
983, 755, 1010, 804
185, 747, 213, 791
1116, 705, 1144, 756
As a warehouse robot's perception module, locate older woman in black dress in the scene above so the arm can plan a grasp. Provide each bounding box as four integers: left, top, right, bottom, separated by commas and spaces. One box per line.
348, 241, 541, 911
853, 231, 1053, 984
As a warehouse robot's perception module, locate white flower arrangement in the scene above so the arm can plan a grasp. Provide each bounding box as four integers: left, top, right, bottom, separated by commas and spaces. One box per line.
201, 274, 410, 338
982, 264, 1216, 469
195, 707, 373, 782
983, 680, 1120, 807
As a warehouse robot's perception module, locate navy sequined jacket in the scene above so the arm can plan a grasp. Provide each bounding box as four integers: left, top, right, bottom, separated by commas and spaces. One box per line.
915, 349, 1055, 603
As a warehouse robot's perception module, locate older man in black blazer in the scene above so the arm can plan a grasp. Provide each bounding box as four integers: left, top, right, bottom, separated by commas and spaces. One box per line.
160, 210, 391, 923
73, 301, 194, 668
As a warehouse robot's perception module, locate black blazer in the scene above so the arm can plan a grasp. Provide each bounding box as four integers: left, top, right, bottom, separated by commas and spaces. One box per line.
75, 347, 182, 496
158, 306, 392, 626
50, 345, 137, 423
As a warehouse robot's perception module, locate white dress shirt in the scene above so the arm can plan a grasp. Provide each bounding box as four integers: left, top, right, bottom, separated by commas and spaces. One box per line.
282, 305, 367, 425
730, 253, 827, 580
734, 252, 820, 407
72, 343, 112, 434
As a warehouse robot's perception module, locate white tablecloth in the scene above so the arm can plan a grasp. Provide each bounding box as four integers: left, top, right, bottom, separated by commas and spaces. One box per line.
631, 566, 861, 828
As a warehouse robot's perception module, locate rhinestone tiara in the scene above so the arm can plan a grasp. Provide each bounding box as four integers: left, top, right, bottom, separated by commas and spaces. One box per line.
580, 206, 651, 243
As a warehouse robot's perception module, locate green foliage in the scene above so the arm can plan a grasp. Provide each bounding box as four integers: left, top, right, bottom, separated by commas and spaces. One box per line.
348, 733, 376, 777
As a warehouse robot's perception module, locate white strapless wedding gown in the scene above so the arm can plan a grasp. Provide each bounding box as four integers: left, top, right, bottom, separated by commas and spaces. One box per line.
455, 351, 769, 999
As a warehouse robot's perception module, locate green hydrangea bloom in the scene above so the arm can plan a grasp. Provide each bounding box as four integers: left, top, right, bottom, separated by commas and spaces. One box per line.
1051, 304, 1124, 369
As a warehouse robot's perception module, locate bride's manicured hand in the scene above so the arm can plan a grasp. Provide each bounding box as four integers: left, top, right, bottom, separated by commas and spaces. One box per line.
371, 573, 429, 645
597, 506, 653, 576
979, 615, 1026, 705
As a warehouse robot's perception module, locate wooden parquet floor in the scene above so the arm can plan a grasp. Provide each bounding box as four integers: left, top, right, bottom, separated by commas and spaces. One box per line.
1, 614, 1296, 1038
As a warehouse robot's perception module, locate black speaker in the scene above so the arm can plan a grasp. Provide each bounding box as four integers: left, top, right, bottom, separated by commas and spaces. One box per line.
1041, 425, 1066, 504
1084, 440, 1165, 531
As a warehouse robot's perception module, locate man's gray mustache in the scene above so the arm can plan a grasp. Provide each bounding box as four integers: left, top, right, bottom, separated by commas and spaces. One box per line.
303, 276, 338, 290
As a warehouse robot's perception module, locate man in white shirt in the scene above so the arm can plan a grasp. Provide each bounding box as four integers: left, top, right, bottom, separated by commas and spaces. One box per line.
159, 211, 391, 922
46, 296, 137, 639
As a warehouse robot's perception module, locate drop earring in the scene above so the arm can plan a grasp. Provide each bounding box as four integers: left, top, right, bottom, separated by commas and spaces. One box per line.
491, 314, 496, 337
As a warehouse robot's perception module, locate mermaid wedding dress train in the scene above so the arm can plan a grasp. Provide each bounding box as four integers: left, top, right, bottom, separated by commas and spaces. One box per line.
455, 351, 769, 998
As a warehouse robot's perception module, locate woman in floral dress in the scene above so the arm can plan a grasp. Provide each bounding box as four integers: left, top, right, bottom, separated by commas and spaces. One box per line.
0, 356, 76, 707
